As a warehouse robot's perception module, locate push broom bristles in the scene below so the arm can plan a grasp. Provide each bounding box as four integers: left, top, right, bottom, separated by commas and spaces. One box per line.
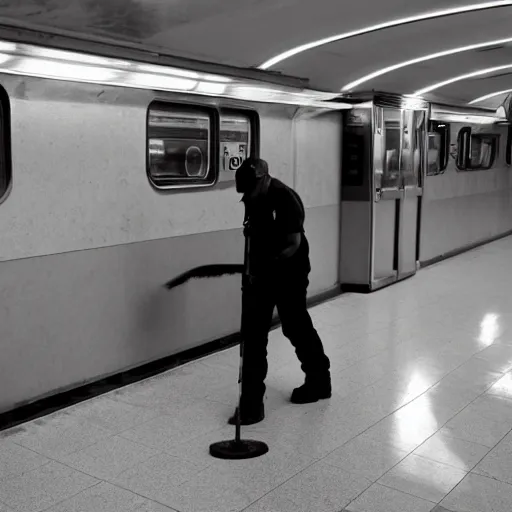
163, 264, 244, 290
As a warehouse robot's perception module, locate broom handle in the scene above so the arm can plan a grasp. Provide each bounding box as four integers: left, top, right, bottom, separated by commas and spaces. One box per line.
235, 220, 251, 444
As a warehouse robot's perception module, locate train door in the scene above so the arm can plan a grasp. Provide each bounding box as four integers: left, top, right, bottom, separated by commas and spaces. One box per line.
372, 107, 425, 286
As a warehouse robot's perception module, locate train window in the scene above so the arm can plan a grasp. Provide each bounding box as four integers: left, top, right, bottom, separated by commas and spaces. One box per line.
427, 121, 450, 175
0, 88, 11, 203
456, 127, 498, 171
147, 102, 218, 189
456, 127, 471, 170
469, 134, 498, 169
218, 109, 258, 182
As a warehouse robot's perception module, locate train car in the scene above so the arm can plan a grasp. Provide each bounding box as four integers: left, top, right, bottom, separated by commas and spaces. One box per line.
1, 42, 512, 422
421, 103, 512, 264
0, 43, 345, 417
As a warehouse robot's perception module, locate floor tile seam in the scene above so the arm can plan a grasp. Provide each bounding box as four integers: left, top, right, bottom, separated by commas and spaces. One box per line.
238, 457, 369, 512
17, 457, 105, 486
320, 458, 407, 486
343, 480, 437, 510
110, 452, 215, 500
0, 438, 57, 463
33, 429, 120, 460
327, 335, 418, 381
113, 410, 193, 440
315, 353, 507, 480
56, 446, 166, 483
371, 481, 443, 505
115, 423, 224, 466
389, 380, 512, 473
96, 478, 184, 512
0, 459, 54, 486
436, 470, 496, 510
469, 465, 512, 484
413, 440, 492, 474
36, 481, 104, 512
390, 451, 472, 476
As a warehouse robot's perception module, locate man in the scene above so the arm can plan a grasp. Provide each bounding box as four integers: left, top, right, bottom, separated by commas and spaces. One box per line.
229, 157, 331, 426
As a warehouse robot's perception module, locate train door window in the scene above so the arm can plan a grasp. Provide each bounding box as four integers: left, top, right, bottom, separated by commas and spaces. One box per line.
0, 89, 11, 203
400, 110, 423, 187
147, 102, 218, 189
382, 108, 401, 189
218, 109, 259, 183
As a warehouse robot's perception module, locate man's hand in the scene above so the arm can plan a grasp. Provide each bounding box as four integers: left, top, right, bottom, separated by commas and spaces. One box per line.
275, 233, 301, 261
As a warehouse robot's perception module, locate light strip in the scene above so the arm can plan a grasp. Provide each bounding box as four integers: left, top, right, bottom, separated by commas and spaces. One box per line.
0, 40, 351, 109
432, 112, 501, 124
414, 63, 512, 95
259, 0, 512, 69
342, 37, 512, 91
469, 88, 512, 104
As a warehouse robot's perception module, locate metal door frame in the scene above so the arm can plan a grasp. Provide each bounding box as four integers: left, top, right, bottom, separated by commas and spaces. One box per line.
369, 96, 429, 290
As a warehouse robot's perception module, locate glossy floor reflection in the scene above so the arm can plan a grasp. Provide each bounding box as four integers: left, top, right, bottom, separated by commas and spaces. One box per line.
4, 237, 512, 511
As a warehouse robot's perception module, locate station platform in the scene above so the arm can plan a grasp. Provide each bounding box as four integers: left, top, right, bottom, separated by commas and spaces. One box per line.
3, 237, 512, 512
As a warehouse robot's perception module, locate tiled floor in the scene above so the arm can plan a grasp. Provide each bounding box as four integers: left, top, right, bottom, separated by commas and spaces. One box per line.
4, 237, 512, 511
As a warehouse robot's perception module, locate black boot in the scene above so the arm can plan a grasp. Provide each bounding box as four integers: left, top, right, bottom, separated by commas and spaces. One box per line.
228, 402, 265, 426
290, 376, 331, 404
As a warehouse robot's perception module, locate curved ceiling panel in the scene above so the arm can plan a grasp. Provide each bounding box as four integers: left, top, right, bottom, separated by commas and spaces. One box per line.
426, 73, 512, 104
273, 9, 512, 91
469, 89, 512, 107
358, 47, 512, 95
0, 0, 510, 106
259, 0, 512, 69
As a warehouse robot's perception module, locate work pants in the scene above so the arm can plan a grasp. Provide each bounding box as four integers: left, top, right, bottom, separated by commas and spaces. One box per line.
239, 270, 331, 406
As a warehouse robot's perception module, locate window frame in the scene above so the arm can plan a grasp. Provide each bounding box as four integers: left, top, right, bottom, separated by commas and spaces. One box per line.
146, 100, 220, 190
146, 102, 261, 191
427, 120, 450, 176
0, 85, 12, 205
217, 107, 260, 183
456, 126, 499, 172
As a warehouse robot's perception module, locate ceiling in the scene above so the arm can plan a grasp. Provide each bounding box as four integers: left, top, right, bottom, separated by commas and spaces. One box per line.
0, 0, 511, 108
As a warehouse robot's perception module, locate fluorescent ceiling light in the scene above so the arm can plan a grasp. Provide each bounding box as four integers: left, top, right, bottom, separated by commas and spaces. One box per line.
259, 0, 512, 69
342, 37, 512, 91
414, 63, 512, 95
434, 113, 500, 124
469, 88, 512, 104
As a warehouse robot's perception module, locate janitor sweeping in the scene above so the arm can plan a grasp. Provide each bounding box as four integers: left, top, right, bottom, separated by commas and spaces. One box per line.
229, 157, 331, 426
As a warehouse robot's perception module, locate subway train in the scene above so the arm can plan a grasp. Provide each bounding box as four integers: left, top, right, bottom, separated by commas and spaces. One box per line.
1, 42, 511, 422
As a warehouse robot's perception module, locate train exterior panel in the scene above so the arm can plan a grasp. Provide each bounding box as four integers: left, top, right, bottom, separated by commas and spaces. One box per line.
420, 117, 512, 264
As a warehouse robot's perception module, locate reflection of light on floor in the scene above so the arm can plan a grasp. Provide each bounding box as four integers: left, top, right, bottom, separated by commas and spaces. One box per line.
393, 369, 466, 472
490, 373, 512, 398
479, 313, 500, 346
405, 371, 431, 399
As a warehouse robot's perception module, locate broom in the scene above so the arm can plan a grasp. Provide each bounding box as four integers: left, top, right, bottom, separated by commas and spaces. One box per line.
163, 264, 244, 291
162, 225, 269, 459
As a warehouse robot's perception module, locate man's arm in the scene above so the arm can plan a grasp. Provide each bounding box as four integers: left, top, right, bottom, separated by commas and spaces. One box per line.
274, 187, 304, 261
276, 233, 301, 260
